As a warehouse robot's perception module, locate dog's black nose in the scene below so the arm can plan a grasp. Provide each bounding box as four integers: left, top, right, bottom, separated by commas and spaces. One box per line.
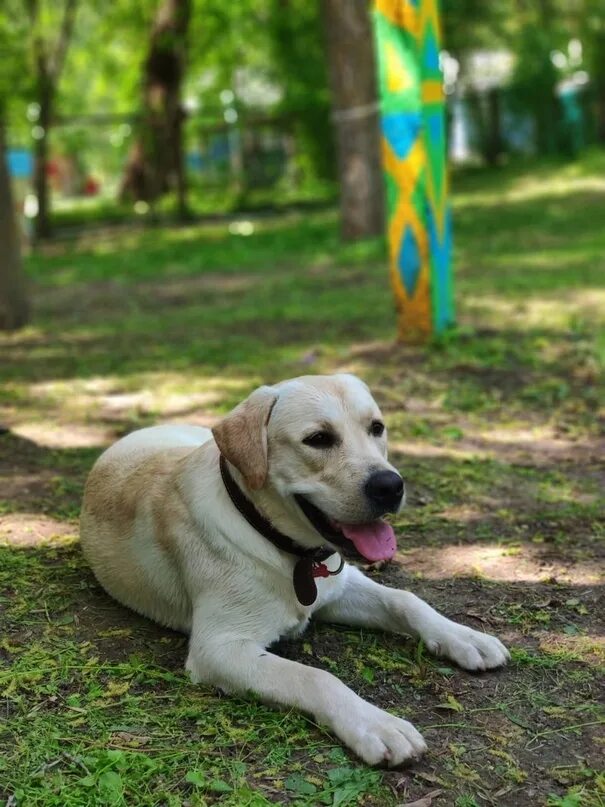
364, 470, 404, 512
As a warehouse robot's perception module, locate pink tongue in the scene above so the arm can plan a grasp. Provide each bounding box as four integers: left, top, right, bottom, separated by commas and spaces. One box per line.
339, 521, 397, 562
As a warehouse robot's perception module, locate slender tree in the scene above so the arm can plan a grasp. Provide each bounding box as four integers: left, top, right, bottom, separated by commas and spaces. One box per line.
120, 0, 191, 219
581, 1, 605, 143
0, 117, 29, 330
321, 0, 384, 240
26, 0, 78, 240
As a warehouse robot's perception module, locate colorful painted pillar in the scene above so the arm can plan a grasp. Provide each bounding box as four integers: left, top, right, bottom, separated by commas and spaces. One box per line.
373, 0, 454, 340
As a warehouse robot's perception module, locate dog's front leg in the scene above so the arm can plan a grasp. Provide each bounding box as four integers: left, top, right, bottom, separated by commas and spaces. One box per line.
317, 566, 510, 671
185, 612, 426, 766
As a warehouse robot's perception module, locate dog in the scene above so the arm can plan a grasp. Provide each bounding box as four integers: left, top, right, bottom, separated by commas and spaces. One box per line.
80, 373, 509, 766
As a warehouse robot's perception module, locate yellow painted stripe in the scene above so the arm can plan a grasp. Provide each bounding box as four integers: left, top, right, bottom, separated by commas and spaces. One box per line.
420, 0, 442, 43
386, 42, 412, 93
382, 137, 424, 192
421, 80, 443, 104
375, 0, 419, 38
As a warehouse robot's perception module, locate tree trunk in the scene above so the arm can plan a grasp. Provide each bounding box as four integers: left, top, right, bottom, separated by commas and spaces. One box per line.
537, 0, 554, 30
120, 0, 191, 219
596, 88, 605, 144
321, 0, 384, 241
485, 89, 504, 166
27, 0, 78, 241
0, 121, 29, 331
33, 79, 53, 241
592, 32, 605, 144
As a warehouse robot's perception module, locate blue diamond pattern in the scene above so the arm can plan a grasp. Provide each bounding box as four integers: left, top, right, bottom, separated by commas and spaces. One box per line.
398, 226, 421, 295
383, 112, 421, 159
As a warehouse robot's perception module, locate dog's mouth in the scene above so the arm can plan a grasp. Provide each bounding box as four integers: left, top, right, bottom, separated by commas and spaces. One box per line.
294, 495, 397, 563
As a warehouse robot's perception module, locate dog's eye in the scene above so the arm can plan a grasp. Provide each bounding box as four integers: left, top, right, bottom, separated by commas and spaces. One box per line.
302, 431, 335, 449
370, 420, 385, 437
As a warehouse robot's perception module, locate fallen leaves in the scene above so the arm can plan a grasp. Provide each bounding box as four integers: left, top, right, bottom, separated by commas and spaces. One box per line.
399, 788, 443, 807
435, 694, 464, 713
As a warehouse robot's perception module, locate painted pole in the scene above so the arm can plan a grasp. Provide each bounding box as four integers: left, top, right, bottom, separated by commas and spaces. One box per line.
373, 0, 454, 340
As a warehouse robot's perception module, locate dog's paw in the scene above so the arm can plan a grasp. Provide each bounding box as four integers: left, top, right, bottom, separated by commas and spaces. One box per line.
425, 623, 510, 671
339, 703, 427, 767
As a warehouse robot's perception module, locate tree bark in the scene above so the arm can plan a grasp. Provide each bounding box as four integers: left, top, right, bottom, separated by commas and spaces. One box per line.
596, 89, 605, 144
321, 0, 384, 241
485, 89, 504, 166
33, 74, 53, 240
120, 0, 191, 219
591, 32, 605, 143
28, 0, 78, 240
0, 121, 29, 331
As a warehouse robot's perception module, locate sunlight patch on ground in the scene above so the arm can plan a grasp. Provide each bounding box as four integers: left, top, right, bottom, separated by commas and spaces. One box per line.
398, 543, 603, 585
539, 633, 605, 666
455, 426, 605, 467
454, 172, 605, 209
29, 372, 250, 402
489, 249, 604, 269
463, 288, 605, 329
503, 173, 605, 201
2, 373, 253, 435
433, 505, 487, 523
0, 323, 47, 346
11, 422, 111, 449
99, 390, 217, 421
392, 440, 479, 460
389, 432, 603, 467
0, 514, 76, 548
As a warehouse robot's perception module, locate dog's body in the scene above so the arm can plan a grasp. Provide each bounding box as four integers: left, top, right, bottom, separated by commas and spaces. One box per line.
81, 374, 509, 766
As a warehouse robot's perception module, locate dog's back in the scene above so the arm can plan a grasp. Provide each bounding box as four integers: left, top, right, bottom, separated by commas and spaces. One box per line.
80, 425, 213, 631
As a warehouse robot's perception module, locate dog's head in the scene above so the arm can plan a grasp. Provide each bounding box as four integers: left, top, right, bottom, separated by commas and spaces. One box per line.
212, 374, 404, 562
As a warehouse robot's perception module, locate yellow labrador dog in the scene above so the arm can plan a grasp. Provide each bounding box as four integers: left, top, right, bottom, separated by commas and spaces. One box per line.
81, 373, 509, 766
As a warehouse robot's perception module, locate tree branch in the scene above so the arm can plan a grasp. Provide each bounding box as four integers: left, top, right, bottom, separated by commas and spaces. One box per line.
25, 0, 39, 25
49, 0, 78, 80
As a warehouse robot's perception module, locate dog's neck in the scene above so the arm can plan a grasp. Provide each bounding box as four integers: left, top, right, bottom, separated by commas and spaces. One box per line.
224, 460, 326, 553
219, 455, 343, 605
219, 454, 320, 558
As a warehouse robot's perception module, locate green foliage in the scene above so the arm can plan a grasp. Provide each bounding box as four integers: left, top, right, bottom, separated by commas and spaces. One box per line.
509, 24, 560, 154
4, 0, 335, 191
442, 0, 513, 54
444, 0, 605, 155
59, 0, 156, 119
267, 0, 335, 181
0, 3, 30, 120
580, 0, 605, 106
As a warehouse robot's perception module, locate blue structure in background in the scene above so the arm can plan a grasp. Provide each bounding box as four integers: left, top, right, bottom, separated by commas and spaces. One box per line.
7, 149, 33, 179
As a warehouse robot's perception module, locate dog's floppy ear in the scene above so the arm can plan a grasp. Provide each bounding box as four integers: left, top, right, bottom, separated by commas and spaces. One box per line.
212, 386, 278, 490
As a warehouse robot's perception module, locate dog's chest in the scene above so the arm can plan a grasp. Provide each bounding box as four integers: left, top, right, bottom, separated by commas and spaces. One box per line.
281, 612, 310, 639
275, 566, 346, 640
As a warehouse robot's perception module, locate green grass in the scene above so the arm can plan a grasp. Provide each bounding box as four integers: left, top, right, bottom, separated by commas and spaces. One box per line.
50, 178, 339, 230
1, 149, 605, 806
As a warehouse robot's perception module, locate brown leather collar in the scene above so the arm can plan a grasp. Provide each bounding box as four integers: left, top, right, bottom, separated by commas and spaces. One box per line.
219, 454, 344, 605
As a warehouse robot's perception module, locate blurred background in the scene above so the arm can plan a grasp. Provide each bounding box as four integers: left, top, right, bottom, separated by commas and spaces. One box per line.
2, 0, 604, 240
